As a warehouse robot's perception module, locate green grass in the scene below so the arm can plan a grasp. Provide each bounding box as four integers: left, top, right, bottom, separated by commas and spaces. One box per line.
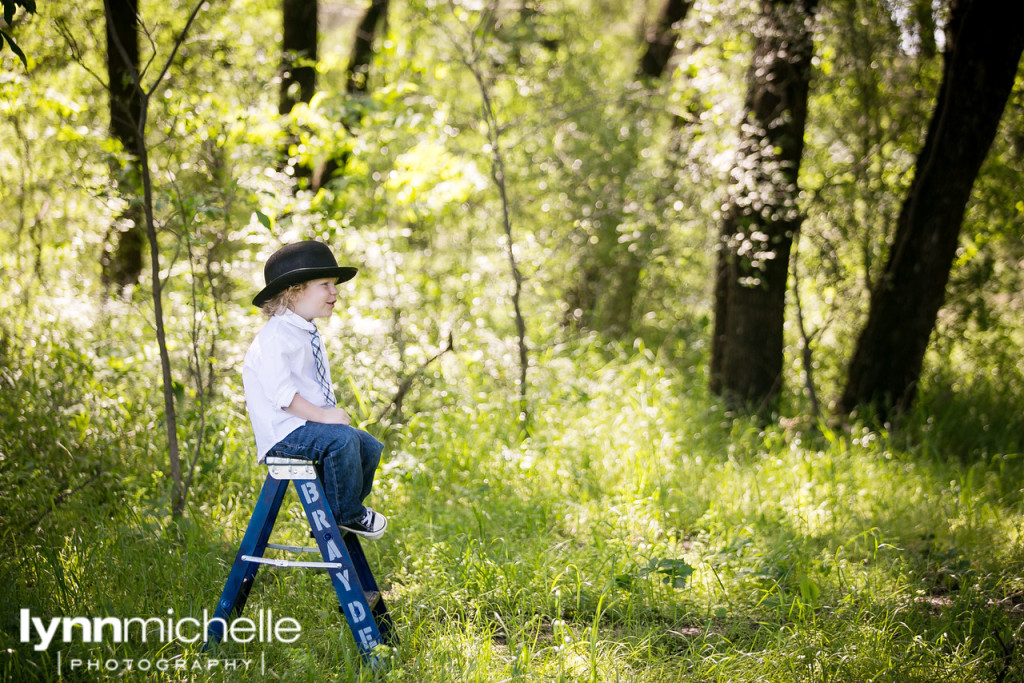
2, 337, 1023, 682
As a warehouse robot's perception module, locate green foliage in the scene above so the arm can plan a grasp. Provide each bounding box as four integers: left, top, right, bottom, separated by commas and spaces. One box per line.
1, 0, 1023, 680
3, 332, 1024, 680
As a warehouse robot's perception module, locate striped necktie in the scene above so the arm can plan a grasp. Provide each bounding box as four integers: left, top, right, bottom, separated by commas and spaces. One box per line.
309, 327, 336, 407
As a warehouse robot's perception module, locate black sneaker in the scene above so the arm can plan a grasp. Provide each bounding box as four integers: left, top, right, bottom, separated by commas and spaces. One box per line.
341, 507, 387, 540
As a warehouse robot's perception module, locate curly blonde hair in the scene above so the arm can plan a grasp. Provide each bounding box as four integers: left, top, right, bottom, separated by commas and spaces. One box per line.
260, 282, 308, 317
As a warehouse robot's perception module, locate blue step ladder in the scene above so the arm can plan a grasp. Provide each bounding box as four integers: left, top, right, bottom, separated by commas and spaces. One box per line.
206, 455, 396, 662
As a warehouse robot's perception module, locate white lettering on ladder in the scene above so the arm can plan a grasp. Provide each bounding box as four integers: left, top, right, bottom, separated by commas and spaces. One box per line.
347, 601, 366, 623
357, 626, 378, 649
300, 482, 319, 503
311, 509, 328, 531
327, 540, 343, 561
332, 569, 351, 592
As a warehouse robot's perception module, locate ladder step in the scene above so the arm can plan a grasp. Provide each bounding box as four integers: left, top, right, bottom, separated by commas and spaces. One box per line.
241, 554, 344, 570
265, 543, 320, 554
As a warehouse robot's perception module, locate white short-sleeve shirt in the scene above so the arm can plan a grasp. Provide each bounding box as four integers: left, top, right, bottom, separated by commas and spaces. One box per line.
242, 309, 337, 461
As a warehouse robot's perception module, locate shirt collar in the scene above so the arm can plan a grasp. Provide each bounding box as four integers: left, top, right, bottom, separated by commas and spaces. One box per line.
277, 308, 317, 333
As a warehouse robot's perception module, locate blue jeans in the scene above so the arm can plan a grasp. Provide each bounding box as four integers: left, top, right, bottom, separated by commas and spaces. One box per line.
268, 423, 383, 525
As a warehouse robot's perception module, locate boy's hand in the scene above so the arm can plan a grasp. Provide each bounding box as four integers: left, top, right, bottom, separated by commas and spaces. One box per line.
319, 407, 352, 425
284, 394, 351, 425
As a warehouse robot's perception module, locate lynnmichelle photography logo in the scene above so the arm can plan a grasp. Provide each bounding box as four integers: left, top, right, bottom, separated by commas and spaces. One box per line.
19, 607, 301, 675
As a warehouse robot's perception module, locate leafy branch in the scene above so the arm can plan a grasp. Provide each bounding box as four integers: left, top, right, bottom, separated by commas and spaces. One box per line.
1, 0, 36, 66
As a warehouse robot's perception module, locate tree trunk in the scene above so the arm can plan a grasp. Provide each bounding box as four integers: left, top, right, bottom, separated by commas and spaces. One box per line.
639, 0, 692, 80
838, 0, 1024, 420
346, 0, 388, 94
101, 0, 144, 289
710, 0, 816, 411
280, 0, 318, 116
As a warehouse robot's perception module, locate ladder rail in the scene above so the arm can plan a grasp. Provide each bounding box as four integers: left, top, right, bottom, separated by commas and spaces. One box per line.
292, 477, 388, 655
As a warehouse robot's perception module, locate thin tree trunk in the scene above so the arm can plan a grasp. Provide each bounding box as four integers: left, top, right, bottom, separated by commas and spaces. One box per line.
138, 117, 184, 512
474, 66, 529, 431
101, 0, 144, 289
838, 0, 1024, 420
791, 237, 820, 418
104, 0, 206, 516
710, 0, 817, 411
444, 7, 530, 433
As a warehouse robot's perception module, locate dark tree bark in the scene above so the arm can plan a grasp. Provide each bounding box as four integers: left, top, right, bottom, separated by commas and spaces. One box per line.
838, 0, 1024, 420
346, 0, 388, 94
710, 0, 817, 411
280, 0, 318, 116
639, 0, 692, 80
101, 0, 144, 288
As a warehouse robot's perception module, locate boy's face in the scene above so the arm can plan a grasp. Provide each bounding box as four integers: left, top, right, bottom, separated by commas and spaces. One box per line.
290, 278, 338, 321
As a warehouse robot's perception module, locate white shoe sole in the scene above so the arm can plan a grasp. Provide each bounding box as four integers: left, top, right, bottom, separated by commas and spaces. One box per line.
341, 516, 387, 541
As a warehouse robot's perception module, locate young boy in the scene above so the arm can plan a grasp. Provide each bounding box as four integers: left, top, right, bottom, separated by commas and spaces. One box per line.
242, 240, 387, 539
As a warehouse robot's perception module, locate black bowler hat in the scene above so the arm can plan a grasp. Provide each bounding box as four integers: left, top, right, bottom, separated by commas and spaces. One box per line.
252, 241, 357, 307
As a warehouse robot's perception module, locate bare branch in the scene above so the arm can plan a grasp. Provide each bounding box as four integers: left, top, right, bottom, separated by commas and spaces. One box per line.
21, 468, 104, 533
145, 0, 206, 97
376, 333, 456, 423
